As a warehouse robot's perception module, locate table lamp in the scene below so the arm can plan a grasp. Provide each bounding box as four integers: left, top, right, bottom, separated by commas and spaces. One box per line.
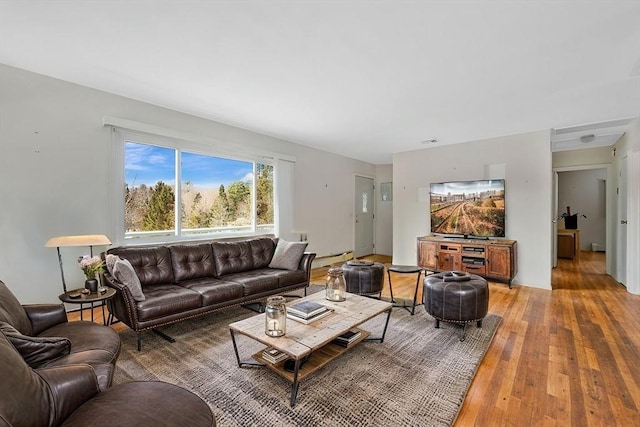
45, 234, 112, 293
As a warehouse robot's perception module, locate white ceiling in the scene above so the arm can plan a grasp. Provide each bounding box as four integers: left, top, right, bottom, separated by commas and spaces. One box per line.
1, 0, 639, 164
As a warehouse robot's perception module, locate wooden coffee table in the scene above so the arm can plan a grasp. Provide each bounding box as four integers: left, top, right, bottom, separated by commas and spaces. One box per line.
229, 291, 392, 407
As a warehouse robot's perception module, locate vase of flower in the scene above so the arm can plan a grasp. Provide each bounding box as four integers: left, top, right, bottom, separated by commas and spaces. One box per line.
78, 255, 104, 294
84, 278, 98, 293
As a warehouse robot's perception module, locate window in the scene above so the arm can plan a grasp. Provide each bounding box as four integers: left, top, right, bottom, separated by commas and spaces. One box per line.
123, 139, 274, 240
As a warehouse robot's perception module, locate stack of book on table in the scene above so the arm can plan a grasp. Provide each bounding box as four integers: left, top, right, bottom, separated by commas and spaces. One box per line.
332, 329, 362, 348
262, 347, 288, 364
286, 300, 333, 324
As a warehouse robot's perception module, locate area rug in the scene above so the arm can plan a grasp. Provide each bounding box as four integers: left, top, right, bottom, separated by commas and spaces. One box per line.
113, 296, 501, 427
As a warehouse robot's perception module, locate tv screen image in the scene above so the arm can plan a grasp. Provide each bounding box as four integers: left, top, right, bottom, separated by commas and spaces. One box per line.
430, 179, 505, 238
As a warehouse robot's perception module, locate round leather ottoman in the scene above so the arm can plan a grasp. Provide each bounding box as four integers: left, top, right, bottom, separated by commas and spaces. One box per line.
341, 260, 385, 297
423, 271, 489, 340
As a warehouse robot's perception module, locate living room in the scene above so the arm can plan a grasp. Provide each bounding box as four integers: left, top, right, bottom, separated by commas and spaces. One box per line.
1, 2, 639, 425
1, 1, 638, 304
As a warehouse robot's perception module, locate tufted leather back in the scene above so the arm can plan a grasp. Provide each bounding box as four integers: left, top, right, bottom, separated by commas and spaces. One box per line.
108, 246, 174, 286
169, 244, 217, 283
0, 330, 52, 426
0, 280, 33, 335
248, 238, 277, 269
211, 240, 253, 276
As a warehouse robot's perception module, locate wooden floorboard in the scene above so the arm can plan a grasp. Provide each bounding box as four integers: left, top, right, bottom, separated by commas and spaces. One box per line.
72, 251, 640, 425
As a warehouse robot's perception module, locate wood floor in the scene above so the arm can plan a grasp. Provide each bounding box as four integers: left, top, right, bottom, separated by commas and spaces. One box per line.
74, 252, 639, 425
338, 252, 640, 426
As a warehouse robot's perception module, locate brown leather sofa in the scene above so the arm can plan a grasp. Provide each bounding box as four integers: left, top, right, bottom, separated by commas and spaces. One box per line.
0, 280, 120, 391
0, 329, 215, 427
103, 237, 316, 350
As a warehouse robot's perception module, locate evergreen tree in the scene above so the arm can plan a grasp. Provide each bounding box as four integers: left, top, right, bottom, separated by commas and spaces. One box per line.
209, 184, 230, 226
256, 165, 274, 225
142, 181, 175, 231
227, 180, 251, 223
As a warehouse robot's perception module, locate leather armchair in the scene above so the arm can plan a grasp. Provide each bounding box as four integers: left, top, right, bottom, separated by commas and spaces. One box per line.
0, 329, 215, 426
0, 280, 120, 390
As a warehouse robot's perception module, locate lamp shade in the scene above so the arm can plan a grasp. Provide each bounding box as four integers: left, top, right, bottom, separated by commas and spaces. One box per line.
45, 234, 111, 247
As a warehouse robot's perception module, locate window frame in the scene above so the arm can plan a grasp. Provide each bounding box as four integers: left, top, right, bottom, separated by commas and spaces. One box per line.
111, 127, 276, 245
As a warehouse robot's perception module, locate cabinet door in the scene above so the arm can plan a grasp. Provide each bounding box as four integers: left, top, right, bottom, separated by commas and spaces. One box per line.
418, 240, 438, 270
486, 246, 510, 279
438, 253, 461, 271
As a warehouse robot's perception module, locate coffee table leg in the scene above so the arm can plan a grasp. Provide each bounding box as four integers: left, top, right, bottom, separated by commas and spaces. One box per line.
290, 358, 302, 407
229, 330, 264, 368
365, 308, 392, 343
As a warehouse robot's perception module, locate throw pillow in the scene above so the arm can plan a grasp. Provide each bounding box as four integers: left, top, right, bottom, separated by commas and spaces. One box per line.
112, 258, 146, 301
268, 240, 308, 271
0, 322, 71, 368
105, 254, 121, 276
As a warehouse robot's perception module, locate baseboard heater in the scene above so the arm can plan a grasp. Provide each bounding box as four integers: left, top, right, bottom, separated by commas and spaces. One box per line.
312, 251, 354, 268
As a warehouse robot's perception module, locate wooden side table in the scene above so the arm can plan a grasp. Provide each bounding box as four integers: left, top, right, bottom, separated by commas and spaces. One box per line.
558, 229, 580, 261
58, 287, 116, 325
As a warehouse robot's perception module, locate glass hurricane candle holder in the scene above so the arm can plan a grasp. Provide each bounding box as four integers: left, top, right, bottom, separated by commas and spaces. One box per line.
265, 296, 286, 337
326, 267, 346, 302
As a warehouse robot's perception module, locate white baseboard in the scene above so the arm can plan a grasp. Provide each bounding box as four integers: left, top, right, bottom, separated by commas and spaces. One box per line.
311, 251, 354, 268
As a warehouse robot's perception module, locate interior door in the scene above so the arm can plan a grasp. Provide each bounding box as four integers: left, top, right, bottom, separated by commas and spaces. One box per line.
553, 171, 559, 268
354, 176, 374, 257
616, 155, 628, 284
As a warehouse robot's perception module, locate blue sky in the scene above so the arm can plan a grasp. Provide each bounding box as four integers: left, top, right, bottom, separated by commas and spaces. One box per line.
125, 142, 254, 188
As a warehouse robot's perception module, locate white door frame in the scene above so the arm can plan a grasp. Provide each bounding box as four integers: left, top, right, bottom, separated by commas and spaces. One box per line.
354, 174, 376, 258
626, 148, 640, 294
552, 164, 613, 275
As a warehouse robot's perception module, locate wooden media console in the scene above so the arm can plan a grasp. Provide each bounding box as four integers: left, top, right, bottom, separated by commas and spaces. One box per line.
417, 235, 518, 288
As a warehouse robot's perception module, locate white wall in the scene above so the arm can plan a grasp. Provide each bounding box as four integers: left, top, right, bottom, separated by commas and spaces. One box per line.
557, 169, 607, 251
392, 130, 553, 289
375, 164, 393, 256
0, 64, 377, 303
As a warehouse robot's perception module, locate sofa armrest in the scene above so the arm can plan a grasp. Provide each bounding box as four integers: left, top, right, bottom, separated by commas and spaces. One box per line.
37, 364, 101, 424
298, 252, 317, 283
102, 273, 140, 330
23, 304, 68, 335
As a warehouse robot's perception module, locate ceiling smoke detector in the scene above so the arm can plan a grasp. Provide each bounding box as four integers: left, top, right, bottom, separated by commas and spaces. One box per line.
580, 134, 596, 143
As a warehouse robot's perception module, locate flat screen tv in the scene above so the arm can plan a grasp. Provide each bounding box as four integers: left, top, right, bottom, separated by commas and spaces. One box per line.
430, 179, 505, 238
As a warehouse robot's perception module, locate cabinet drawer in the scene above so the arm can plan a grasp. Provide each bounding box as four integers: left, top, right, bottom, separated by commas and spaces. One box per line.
438, 243, 461, 253
461, 263, 487, 275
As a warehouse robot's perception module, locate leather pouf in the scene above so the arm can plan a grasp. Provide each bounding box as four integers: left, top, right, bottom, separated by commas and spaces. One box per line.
341, 261, 385, 296
423, 271, 489, 340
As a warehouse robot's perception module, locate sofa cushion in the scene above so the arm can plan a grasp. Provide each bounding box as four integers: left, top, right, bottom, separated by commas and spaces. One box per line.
0, 322, 70, 368
134, 284, 202, 321
222, 270, 280, 296
269, 240, 308, 271
108, 246, 174, 286
39, 321, 122, 366
112, 259, 146, 301
0, 280, 33, 335
212, 240, 254, 276
170, 244, 217, 282
179, 278, 245, 306
248, 237, 277, 269
267, 269, 308, 287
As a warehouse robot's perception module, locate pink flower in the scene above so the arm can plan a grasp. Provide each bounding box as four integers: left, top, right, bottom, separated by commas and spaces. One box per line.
78, 255, 104, 279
